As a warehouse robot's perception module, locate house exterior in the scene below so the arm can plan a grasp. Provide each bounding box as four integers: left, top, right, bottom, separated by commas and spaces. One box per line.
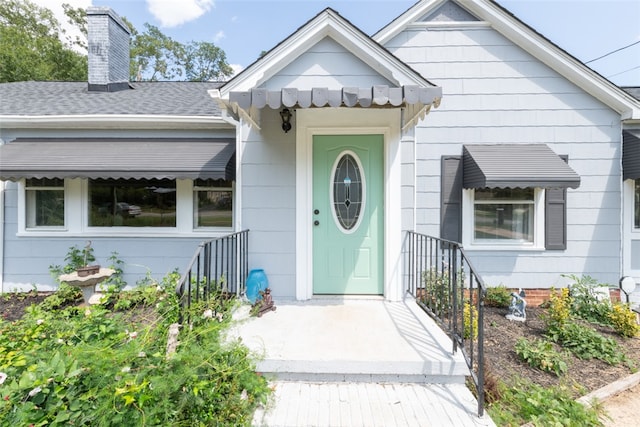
1, 0, 639, 303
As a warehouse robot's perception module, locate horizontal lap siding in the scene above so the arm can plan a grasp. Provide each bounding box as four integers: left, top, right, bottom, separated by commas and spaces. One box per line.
388, 25, 622, 288
265, 38, 392, 89
241, 109, 297, 298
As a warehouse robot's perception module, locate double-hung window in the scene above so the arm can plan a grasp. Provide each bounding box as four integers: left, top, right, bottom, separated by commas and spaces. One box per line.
25, 178, 65, 229
193, 179, 233, 228
473, 188, 535, 243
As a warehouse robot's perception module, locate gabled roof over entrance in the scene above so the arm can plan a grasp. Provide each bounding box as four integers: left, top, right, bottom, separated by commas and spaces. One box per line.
374, 0, 640, 120
211, 8, 442, 131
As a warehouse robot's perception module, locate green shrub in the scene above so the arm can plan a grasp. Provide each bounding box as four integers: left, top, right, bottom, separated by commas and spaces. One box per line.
484, 285, 512, 308
564, 274, 613, 325
38, 282, 83, 310
49, 244, 96, 278
609, 303, 640, 338
514, 337, 567, 376
543, 287, 572, 330
546, 321, 626, 365
463, 302, 478, 339
421, 266, 464, 315
488, 378, 604, 426
0, 271, 270, 426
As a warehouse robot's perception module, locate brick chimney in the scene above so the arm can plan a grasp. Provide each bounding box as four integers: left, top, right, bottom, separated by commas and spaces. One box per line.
86, 7, 131, 92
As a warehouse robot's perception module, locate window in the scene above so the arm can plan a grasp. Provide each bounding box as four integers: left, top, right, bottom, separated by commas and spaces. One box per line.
331, 152, 364, 232
193, 179, 233, 228
635, 179, 640, 229
442, 155, 568, 250
25, 178, 65, 228
88, 178, 176, 227
473, 188, 535, 243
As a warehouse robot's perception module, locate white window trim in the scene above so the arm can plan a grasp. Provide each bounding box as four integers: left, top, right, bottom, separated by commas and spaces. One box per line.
623, 179, 640, 277
18, 178, 235, 237
19, 179, 69, 232
462, 188, 545, 251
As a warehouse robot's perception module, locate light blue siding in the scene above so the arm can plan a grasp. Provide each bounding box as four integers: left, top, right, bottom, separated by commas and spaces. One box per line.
389, 23, 623, 288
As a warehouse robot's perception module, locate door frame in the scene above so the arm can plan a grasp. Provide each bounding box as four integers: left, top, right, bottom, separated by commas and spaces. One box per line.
295, 108, 403, 301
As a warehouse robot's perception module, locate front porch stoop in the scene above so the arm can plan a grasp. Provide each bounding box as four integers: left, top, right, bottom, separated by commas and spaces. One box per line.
228, 298, 496, 427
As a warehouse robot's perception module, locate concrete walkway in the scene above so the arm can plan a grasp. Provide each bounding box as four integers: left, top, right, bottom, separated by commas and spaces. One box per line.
229, 298, 496, 426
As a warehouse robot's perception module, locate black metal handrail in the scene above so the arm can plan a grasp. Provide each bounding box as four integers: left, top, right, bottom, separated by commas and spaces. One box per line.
405, 231, 486, 417
175, 230, 249, 323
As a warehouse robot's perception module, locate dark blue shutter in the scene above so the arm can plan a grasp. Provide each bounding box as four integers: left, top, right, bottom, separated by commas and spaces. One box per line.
441, 155, 462, 242
545, 155, 569, 250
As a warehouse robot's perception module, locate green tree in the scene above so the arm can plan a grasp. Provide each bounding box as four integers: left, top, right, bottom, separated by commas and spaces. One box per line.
0, 0, 87, 82
1, 1, 232, 83
180, 41, 234, 81
128, 21, 184, 81
128, 22, 233, 82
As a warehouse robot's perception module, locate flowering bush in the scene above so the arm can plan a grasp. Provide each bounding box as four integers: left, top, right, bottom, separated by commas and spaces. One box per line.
609, 303, 640, 338
0, 271, 270, 425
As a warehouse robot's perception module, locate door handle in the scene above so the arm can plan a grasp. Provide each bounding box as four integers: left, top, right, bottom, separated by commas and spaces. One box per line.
314, 220, 320, 226
314, 209, 320, 215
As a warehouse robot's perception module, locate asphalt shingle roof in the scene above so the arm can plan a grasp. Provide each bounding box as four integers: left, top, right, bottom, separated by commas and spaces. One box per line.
0, 81, 225, 117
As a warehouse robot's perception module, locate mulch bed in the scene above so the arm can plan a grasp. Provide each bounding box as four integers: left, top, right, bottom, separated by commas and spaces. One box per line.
484, 305, 640, 394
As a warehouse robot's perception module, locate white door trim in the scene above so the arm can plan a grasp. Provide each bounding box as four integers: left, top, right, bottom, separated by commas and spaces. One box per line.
295, 108, 403, 301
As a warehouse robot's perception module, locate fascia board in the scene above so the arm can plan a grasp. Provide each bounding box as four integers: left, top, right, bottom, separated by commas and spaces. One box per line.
373, 0, 445, 44
219, 9, 433, 98
0, 115, 231, 129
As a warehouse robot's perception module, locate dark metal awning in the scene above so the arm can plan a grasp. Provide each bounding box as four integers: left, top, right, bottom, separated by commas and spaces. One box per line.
623, 130, 640, 180
228, 85, 441, 109
214, 85, 442, 132
0, 138, 236, 181
462, 144, 580, 189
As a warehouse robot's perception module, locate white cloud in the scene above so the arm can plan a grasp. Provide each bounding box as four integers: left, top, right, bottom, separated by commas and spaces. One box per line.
213, 30, 225, 43
146, 0, 214, 28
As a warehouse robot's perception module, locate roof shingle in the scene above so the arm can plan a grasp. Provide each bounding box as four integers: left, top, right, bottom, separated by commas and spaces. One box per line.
0, 81, 224, 117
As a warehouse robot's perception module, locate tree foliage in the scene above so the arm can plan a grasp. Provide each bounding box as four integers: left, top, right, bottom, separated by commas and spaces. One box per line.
0, 0, 87, 82
0, 0, 232, 83
127, 21, 233, 82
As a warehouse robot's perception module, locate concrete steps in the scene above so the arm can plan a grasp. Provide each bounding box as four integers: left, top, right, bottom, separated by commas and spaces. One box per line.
229, 298, 469, 384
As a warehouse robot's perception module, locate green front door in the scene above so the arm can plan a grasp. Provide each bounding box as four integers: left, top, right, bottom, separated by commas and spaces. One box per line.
312, 134, 384, 295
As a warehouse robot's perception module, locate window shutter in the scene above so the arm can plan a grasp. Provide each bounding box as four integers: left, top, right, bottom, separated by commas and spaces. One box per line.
545, 155, 569, 250
441, 155, 462, 242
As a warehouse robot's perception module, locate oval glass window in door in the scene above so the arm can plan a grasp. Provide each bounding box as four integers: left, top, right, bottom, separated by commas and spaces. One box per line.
331, 151, 365, 232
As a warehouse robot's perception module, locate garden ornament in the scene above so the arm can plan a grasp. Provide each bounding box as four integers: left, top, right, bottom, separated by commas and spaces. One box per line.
252, 288, 276, 317
506, 289, 527, 322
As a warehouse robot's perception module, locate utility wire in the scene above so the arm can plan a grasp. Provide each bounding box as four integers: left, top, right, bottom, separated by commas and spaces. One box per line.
585, 40, 640, 64
607, 65, 640, 79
